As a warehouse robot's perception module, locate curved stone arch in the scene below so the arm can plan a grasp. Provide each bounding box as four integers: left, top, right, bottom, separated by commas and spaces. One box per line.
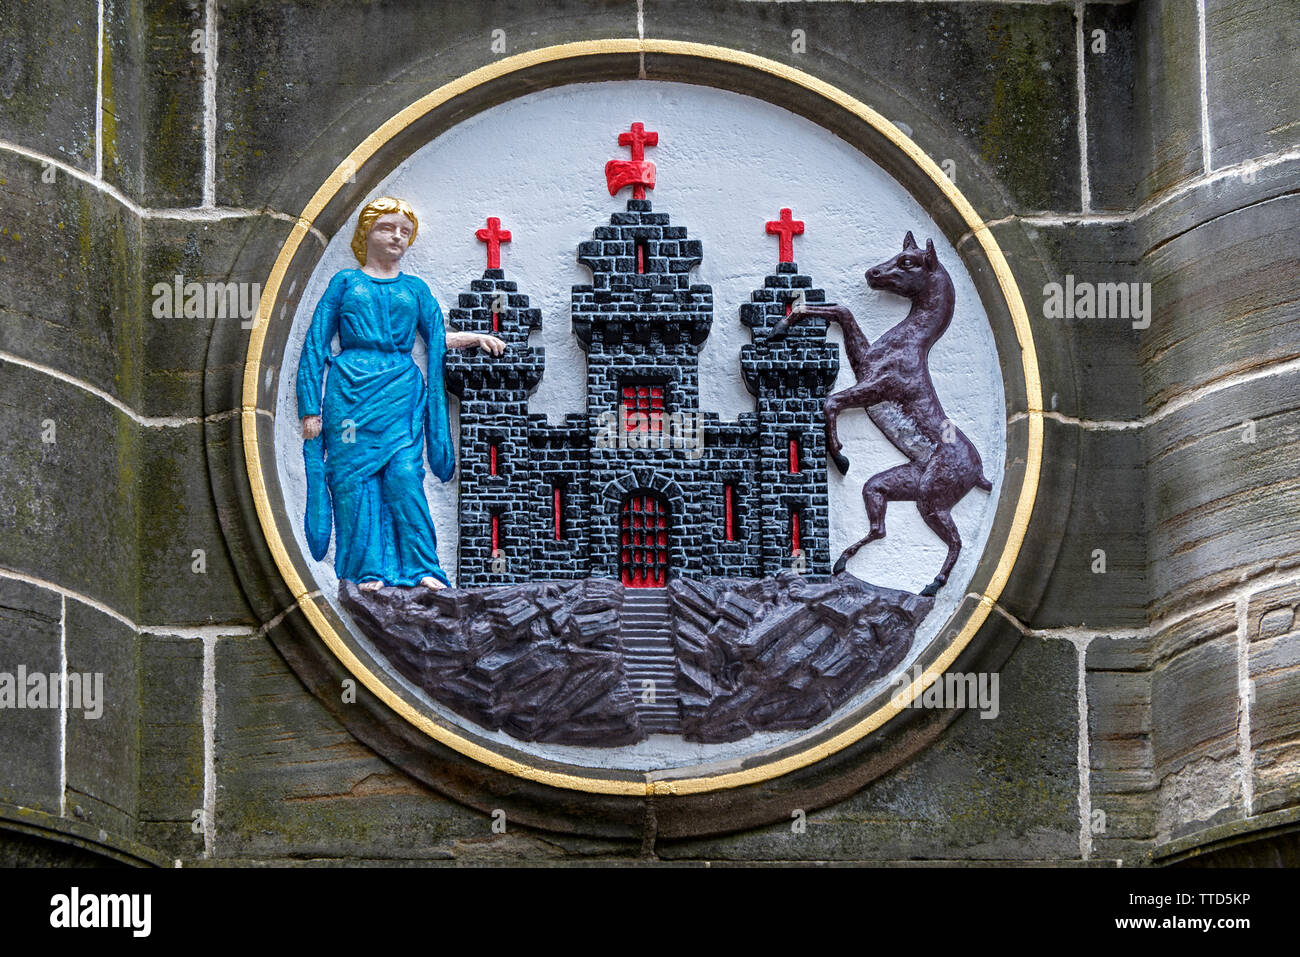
603, 467, 688, 513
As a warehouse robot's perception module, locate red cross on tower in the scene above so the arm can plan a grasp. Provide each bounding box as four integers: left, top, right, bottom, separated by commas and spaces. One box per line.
619, 121, 658, 162
766, 208, 805, 263
605, 121, 659, 200
475, 216, 512, 269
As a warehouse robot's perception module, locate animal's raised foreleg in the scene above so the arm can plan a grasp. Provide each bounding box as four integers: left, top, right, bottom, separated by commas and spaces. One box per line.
824, 378, 889, 475
824, 391, 852, 475
771, 304, 853, 341
791, 303, 852, 323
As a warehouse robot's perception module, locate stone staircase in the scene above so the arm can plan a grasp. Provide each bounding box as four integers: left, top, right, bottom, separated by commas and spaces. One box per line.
619, 588, 682, 735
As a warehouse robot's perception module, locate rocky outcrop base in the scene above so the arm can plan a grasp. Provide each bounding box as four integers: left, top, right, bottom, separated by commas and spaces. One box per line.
341, 579, 643, 745
669, 572, 933, 742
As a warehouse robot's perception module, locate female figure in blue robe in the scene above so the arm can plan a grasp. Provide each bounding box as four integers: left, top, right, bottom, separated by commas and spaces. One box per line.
297, 197, 504, 591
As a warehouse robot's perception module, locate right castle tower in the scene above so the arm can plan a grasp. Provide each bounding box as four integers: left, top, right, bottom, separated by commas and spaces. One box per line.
739, 209, 840, 578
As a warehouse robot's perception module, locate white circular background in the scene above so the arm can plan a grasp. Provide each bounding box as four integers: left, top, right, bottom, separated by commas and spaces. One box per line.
274, 80, 1006, 771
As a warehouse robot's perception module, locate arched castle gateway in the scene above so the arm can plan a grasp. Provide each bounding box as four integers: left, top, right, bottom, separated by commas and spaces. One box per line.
446, 123, 840, 588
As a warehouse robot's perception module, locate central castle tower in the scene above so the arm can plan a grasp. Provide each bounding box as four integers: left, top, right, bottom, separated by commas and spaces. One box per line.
446, 123, 839, 588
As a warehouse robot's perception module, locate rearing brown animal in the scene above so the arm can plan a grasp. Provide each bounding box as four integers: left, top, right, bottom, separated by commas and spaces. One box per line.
770, 231, 992, 597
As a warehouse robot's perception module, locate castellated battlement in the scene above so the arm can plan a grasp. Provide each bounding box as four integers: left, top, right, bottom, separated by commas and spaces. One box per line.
447, 198, 838, 589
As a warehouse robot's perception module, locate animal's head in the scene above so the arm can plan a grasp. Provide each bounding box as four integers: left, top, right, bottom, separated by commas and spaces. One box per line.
866, 231, 943, 299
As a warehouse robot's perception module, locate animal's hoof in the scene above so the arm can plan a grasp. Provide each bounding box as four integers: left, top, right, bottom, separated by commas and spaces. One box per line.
832, 556, 848, 576
769, 319, 789, 342
831, 451, 851, 475
919, 577, 945, 598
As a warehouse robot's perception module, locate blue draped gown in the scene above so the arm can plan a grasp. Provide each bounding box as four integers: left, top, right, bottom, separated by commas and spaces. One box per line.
296, 269, 454, 587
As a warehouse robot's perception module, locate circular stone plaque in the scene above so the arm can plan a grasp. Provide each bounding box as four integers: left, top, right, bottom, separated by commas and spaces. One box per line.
240, 41, 1041, 814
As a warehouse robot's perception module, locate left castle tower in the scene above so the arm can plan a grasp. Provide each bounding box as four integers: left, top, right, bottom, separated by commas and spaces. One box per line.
444, 218, 544, 586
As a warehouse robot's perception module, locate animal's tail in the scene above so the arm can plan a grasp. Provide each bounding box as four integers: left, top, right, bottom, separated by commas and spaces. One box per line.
975, 470, 993, 492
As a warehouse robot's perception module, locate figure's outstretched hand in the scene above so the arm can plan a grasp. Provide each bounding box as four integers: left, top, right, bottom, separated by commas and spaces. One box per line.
477, 334, 506, 356
301, 415, 322, 440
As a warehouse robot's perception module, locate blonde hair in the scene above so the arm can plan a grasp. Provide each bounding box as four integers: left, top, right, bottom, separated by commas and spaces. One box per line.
350, 196, 419, 265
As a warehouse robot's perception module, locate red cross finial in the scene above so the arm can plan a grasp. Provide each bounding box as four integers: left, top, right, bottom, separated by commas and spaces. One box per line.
475, 216, 512, 269
766, 208, 805, 263
605, 121, 659, 200
618, 121, 658, 162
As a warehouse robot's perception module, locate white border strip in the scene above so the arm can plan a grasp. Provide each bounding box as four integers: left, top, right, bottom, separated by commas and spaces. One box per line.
1196, 0, 1212, 173
58, 595, 68, 817
95, 0, 104, 180
203, 0, 219, 207
1074, 1, 1091, 213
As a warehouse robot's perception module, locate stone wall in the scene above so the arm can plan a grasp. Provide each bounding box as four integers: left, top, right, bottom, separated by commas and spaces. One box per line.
0, 0, 1296, 865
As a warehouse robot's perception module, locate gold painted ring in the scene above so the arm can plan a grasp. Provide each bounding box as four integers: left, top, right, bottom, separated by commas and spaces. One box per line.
242, 39, 1043, 796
